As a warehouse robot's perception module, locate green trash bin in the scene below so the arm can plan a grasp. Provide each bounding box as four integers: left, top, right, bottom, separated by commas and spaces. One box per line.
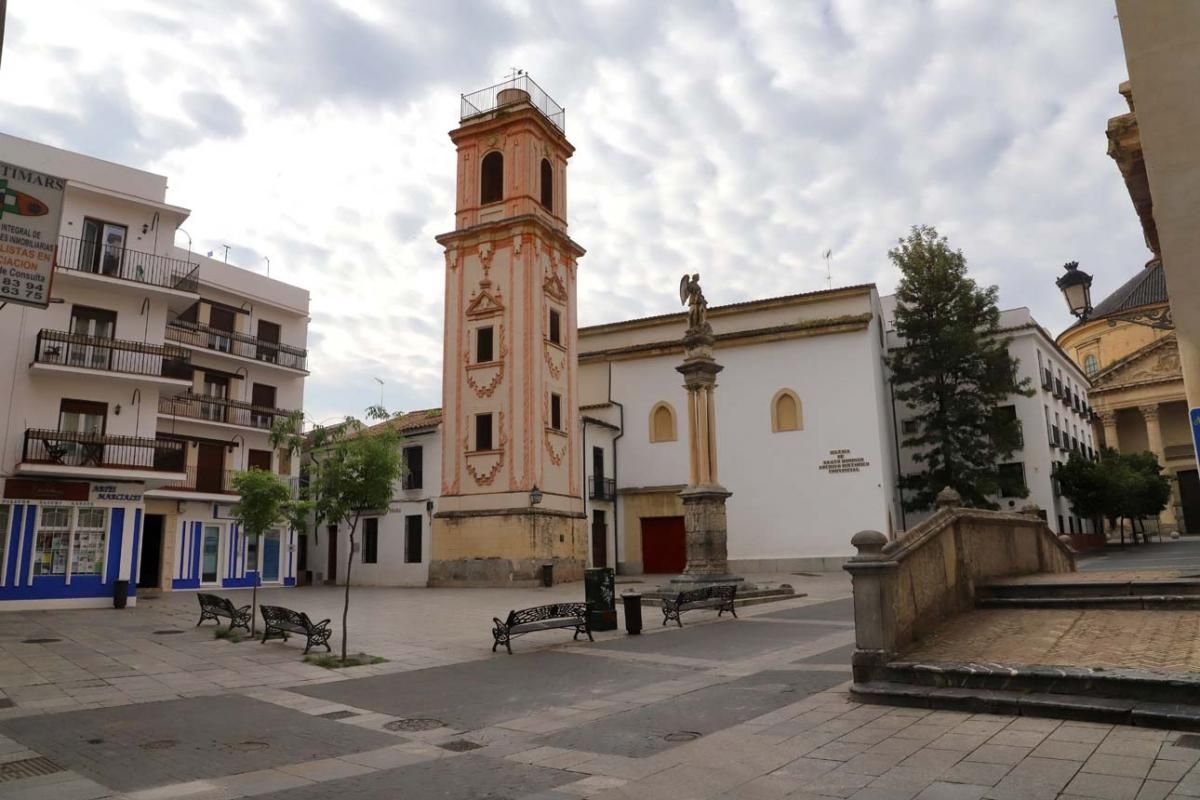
585, 568, 617, 631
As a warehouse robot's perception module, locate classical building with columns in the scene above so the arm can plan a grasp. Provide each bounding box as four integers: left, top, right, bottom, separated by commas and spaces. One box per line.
1055, 80, 1199, 535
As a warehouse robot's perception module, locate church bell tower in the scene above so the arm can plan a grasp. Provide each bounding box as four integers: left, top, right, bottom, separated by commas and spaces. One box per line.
429, 77, 587, 586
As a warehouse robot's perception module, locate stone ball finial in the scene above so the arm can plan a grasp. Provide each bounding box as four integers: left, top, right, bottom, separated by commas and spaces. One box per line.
935, 486, 961, 509
850, 530, 888, 559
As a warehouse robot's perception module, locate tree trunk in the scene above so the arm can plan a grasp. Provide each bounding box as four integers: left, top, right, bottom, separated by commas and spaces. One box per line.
342, 524, 354, 664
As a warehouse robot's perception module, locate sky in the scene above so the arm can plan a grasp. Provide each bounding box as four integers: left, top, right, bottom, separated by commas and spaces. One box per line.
0, 1, 1147, 424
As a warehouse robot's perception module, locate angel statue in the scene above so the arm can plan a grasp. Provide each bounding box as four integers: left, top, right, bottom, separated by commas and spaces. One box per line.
679, 273, 708, 333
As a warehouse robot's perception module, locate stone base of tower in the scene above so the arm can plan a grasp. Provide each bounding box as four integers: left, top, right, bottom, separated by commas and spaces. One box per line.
428, 509, 587, 588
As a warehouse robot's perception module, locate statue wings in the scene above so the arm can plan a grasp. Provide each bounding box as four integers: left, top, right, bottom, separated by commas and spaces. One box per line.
679, 273, 691, 307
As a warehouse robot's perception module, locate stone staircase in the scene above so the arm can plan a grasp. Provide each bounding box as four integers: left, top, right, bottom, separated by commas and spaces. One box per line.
975, 575, 1200, 610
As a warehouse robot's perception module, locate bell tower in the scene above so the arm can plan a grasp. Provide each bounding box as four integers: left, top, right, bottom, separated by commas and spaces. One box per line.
429, 77, 587, 587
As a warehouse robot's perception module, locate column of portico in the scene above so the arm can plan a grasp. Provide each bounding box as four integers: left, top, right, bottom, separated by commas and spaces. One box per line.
1099, 409, 1120, 451
1139, 403, 1178, 530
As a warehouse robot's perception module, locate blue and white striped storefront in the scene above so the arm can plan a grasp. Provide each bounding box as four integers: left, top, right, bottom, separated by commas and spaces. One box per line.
171, 511, 297, 590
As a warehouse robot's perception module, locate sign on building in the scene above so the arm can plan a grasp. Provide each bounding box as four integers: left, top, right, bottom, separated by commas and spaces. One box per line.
0, 159, 66, 309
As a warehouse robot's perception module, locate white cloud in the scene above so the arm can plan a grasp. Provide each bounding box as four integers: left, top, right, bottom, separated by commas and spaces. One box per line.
1, 0, 1144, 419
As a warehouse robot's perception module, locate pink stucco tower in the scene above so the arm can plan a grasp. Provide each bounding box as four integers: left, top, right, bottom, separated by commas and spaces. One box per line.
429, 77, 587, 586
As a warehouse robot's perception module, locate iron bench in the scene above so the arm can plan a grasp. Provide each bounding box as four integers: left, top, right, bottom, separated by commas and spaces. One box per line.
196, 593, 251, 632
259, 604, 332, 655
661, 584, 738, 627
492, 602, 592, 654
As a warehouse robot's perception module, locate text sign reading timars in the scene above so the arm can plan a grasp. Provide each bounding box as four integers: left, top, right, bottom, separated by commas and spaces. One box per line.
819, 449, 871, 474
0, 160, 66, 309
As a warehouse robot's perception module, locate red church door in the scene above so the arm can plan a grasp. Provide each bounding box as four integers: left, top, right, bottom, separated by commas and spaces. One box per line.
641, 516, 686, 574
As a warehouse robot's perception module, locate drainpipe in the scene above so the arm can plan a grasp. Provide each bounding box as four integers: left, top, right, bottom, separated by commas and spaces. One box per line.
609, 362, 625, 573
887, 361, 907, 533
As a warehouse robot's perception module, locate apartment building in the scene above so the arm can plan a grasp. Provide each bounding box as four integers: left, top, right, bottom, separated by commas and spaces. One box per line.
0, 133, 309, 608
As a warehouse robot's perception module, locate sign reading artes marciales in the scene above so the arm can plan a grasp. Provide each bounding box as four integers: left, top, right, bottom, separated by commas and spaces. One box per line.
0, 159, 66, 310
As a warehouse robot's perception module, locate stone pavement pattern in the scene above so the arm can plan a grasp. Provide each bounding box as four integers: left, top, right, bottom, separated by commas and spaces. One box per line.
0, 573, 1197, 797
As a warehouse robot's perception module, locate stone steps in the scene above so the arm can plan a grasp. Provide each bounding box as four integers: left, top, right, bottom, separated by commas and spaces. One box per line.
976, 579, 1200, 601
850, 680, 1200, 730
976, 595, 1200, 610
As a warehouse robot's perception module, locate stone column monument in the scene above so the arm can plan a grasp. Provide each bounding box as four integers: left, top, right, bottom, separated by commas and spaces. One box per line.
669, 274, 742, 587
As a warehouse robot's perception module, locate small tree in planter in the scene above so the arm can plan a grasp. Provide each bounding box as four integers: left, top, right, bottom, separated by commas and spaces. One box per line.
230, 468, 295, 634
306, 408, 404, 664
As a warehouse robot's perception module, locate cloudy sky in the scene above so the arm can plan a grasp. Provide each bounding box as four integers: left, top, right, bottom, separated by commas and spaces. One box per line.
1, 1, 1145, 423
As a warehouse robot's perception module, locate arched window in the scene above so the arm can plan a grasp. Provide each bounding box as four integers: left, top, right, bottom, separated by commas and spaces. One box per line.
771, 389, 802, 433
649, 402, 677, 443
540, 158, 553, 210
480, 151, 503, 204
1083, 354, 1099, 376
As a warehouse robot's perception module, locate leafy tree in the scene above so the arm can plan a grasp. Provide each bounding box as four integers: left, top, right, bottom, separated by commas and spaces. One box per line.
887, 225, 1032, 511
305, 407, 405, 663
230, 469, 295, 634
1056, 449, 1171, 545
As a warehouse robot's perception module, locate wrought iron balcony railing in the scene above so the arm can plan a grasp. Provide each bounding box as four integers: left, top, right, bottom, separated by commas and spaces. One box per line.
158, 466, 237, 495
165, 319, 308, 371
460, 74, 565, 132
158, 393, 290, 430
589, 476, 616, 501
22, 429, 185, 471
56, 235, 199, 293
34, 329, 191, 380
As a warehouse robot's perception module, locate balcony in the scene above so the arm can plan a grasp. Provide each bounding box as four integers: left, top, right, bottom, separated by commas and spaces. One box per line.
156, 467, 237, 496
56, 235, 199, 295
32, 329, 192, 385
589, 476, 616, 501
1041, 369, 1053, 391
460, 74, 565, 133
166, 319, 308, 373
19, 429, 186, 482
158, 393, 290, 431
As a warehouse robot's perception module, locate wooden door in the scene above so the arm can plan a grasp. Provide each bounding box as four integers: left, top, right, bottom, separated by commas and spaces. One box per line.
640, 516, 686, 574
196, 442, 225, 493
591, 510, 607, 568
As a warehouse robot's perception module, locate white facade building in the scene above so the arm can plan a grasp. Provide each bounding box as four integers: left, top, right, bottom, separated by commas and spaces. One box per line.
0, 133, 309, 608
884, 300, 1099, 541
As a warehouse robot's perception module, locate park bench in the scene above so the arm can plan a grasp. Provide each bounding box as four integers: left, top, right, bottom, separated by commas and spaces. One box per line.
661, 584, 738, 628
195, 593, 251, 632
259, 604, 333, 655
492, 602, 592, 654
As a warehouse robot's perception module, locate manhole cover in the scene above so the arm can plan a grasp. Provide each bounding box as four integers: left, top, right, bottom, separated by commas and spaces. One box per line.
86, 738, 104, 745
438, 739, 483, 752
153, 630, 186, 636
384, 718, 444, 732
20, 638, 61, 644
664, 731, 702, 743
228, 741, 269, 752
318, 710, 360, 720
0, 757, 61, 783
140, 740, 177, 751
1175, 734, 1200, 750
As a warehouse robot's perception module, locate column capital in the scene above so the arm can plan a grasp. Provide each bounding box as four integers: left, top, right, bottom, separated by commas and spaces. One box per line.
1098, 409, 1119, 426
1138, 403, 1161, 422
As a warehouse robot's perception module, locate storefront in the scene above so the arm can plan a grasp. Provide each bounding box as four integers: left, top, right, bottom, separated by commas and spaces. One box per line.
167, 499, 296, 591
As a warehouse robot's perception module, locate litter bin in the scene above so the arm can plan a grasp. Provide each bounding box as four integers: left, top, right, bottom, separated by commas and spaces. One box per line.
621, 592, 643, 635
585, 568, 617, 631
541, 563, 554, 587
113, 580, 130, 610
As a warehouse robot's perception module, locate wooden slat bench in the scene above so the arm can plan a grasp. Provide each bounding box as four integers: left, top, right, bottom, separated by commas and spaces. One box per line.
259, 604, 332, 655
661, 584, 738, 627
196, 593, 251, 632
492, 602, 592, 654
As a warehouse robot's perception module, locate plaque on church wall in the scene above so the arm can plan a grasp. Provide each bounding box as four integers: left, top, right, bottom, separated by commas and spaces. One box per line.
818, 449, 870, 474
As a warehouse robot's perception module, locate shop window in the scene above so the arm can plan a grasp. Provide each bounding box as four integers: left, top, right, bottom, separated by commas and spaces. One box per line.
34, 506, 71, 576
771, 390, 802, 432
72, 508, 107, 576
405, 515, 422, 563
481, 151, 503, 204
34, 506, 105, 578
362, 518, 378, 564
649, 402, 677, 443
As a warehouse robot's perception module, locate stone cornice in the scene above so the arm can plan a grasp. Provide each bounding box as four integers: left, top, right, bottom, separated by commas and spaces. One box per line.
580, 313, 873, 363
436, 215, 585, 259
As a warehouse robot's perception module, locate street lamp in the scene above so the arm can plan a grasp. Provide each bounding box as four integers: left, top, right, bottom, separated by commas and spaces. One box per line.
529, 485, 543, 506
1056, 261, 1093, 320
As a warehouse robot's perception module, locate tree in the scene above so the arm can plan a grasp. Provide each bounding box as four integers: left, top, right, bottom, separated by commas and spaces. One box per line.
887, 225, 1032, 511
305, 407, 404, 663
1057, 449, 1171, 545
230, 469, 294, 634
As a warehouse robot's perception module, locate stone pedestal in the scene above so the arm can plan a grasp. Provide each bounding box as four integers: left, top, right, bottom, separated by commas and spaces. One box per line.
668, 486, 744, 588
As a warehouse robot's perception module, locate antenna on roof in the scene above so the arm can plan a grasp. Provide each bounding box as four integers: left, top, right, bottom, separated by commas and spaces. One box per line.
506, 67, 526, 82
823, 249, 833, 290
373, 377, 384, 408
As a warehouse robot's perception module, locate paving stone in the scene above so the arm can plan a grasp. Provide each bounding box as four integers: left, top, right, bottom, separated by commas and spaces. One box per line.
913, 782, 990, 800
1030, 739, 1097, 761
1052, 725, 1113, 744
928, 733, 992, 752
1062, 772, 1145, 800
1139, 779, 1178, 800
962, 744, 1031, 766
939, 761, 1012, 787
1084, 752, 1155, 778
987, 729, 1048, 748
1151, 760, 1193, 783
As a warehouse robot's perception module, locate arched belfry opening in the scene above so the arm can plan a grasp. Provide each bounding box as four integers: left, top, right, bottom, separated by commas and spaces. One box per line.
540, 159, 553, 210
481, 151, 503, 204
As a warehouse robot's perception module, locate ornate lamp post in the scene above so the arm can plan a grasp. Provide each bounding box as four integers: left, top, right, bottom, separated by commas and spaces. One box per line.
1056, 261, 1094, 320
